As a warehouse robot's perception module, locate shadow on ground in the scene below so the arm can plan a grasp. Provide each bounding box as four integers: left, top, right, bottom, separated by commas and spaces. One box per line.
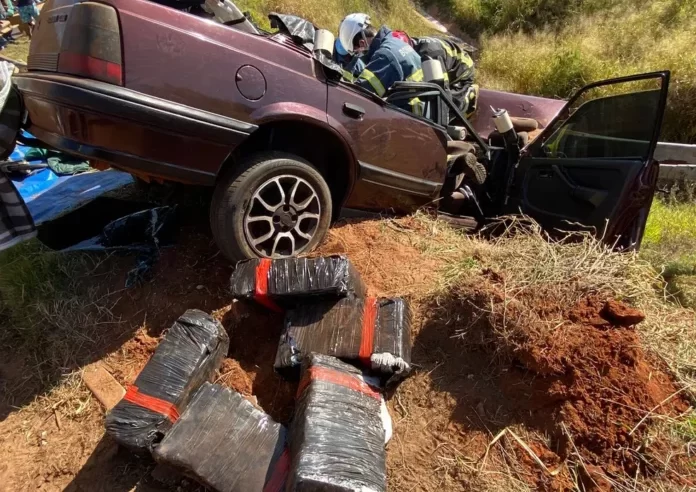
0, 187, 231, 422
65, 435, 208, 491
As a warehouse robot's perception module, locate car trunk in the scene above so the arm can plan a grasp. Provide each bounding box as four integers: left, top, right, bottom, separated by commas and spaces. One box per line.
29, 0, 124, 85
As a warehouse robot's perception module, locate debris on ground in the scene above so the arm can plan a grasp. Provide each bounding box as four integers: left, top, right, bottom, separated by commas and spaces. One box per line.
154, 382, 289, 492
81, 363, 125, 411
105, 309, 229, 452
288, 353, 387, 492
68, 205, 179, 287
277, 297, 411, 383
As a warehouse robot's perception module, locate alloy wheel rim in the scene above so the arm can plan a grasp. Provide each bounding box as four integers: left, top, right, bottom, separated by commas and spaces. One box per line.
243, 174, 321, 258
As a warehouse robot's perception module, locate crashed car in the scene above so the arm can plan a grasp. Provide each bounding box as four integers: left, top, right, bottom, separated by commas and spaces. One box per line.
10, 0, 669, 260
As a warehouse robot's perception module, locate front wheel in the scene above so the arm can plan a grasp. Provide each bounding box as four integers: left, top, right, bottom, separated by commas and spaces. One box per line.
210, 152, 333, 262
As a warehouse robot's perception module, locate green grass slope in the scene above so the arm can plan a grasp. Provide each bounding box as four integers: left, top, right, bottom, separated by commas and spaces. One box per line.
419, 0, 696, 143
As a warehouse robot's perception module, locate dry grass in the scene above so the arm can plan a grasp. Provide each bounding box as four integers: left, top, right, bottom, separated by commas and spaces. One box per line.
476, 0, 696, 143
237, 0, 436, 33
2, 213, 695, 491
379, 213, 696, 491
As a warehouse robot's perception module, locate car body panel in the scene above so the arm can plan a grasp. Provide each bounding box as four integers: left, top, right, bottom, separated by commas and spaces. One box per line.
471, 89, 567, 139
328, 82, 448, 210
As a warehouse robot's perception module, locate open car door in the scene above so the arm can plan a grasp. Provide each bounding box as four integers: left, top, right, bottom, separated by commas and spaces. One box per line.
508, 71, 670, 249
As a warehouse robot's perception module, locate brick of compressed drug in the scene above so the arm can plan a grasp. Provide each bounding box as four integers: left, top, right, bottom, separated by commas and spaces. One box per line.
276, 297, 411, 383
105, 310, 229, 453
229, 256, 366, 310
288, 354, 386, 492
154, 383, 289, 492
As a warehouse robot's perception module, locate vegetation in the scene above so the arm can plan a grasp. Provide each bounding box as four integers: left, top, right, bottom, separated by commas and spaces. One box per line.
418, 0, 696, 143
239, 0, 435, 33
642, 197, 696, 307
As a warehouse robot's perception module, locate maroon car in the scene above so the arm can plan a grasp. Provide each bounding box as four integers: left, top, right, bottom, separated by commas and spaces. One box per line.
11, 0, 669, 260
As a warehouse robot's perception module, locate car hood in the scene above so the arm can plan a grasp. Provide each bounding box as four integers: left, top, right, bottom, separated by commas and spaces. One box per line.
471, 89, 567, 138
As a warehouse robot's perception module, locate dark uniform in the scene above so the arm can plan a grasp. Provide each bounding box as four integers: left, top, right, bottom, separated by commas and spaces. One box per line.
354, 26, 424, 114
333, 39, 365, 83
412, 36, 478, 117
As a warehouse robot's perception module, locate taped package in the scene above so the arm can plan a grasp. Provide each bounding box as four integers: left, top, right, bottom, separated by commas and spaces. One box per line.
105, 310, 229, 452
154, 383, 289, 492
229, 256, 366, 311
288, 354, 386, 492
276, 297, 412, 382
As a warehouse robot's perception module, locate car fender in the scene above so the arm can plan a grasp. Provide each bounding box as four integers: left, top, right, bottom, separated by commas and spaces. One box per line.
250, 102, 359, 196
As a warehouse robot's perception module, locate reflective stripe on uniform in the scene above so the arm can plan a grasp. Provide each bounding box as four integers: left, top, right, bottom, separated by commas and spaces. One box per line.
406, 68, 424, 82
459, 51, 473, 67
342, 69, 355, 82
436, 38, 455, 57
409, 97, 425, 116
359, 68, 386, 96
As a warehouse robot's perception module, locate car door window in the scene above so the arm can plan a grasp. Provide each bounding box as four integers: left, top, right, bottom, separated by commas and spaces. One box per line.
536, 78, 663, 161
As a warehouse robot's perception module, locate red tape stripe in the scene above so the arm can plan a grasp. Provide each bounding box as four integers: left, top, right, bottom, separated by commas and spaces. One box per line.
123, 385, 180, 423
263, 448, 290, 492
359, 297, 378, 361
297, 365, 381, 401
254, 258, 284, 313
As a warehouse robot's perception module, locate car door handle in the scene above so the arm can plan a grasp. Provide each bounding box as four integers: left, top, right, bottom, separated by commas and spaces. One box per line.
551, 165, 608, 208
343, 103, 365, 119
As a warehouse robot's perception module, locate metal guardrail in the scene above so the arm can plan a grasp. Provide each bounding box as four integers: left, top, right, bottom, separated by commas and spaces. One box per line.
656, 142, 696, 181
655, 142, 696, 165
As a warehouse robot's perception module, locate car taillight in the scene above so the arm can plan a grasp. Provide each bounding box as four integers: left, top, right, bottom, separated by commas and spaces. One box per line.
58, 2, 123, 85
59, 52, 122, 85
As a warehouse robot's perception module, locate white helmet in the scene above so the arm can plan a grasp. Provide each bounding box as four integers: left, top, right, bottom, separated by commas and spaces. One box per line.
338, 13, 371, 55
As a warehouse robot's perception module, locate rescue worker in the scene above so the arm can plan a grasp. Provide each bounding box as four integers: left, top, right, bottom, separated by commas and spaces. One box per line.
411, 36, 478, 118
332, 37, 364, 83
337, 13, 425, 114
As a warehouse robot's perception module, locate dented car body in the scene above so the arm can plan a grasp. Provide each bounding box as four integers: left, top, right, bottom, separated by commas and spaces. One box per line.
10, 0, 669, 259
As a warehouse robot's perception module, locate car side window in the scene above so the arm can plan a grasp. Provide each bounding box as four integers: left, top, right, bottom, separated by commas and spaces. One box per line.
538, 79, 662, 161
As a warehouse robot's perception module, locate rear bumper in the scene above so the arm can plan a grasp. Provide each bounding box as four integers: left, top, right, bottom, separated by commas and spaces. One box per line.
13, 73, 257, 185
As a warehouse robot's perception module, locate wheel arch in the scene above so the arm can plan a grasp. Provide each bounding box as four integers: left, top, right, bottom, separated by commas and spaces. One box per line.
218, 111, 358, 215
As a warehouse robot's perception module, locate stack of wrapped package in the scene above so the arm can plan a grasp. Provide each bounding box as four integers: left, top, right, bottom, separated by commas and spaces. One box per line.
103, 256, 413, 492
154, 383, 289, 492
276, 297, 412, 383
105, 309, 229, 452
287, 353, 387, 492
229, 256, 366, 310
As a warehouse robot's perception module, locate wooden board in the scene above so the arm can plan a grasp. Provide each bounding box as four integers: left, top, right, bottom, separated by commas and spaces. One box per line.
82, 362, 125, 411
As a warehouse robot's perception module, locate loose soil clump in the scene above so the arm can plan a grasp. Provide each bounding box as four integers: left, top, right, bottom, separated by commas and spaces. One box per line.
508, 296, 688, 473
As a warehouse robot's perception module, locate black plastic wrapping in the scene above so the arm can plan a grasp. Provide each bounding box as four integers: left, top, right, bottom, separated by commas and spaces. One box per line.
269, 13, 315, 49
229, 256, 366, 307
154, 383, 289, 492
105, 310, 229, 453
276, 297, 412, 381
288, 354, 386, 492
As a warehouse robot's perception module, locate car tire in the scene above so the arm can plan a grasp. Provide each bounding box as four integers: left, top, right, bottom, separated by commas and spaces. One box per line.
210, 152, 332, 262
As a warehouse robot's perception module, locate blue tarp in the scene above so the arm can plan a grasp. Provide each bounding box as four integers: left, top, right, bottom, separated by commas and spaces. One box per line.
7, 132, 135, 224
19, 170, 134, 225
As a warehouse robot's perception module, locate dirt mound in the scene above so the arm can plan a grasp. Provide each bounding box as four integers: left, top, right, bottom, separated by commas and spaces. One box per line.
479, 291, 690, 486
509, 297, 688, 470
315, 218, 445, 297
